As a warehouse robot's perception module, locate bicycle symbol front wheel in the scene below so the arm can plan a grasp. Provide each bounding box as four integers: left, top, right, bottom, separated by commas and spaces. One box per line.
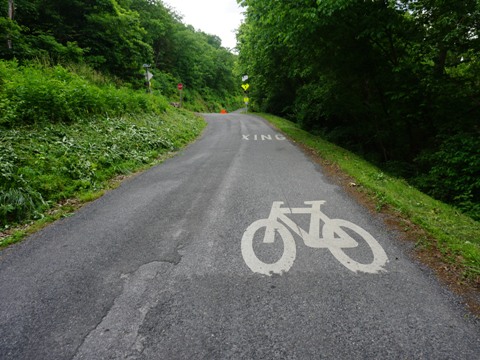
241, 219, 296, 275
323, 219, 388, 273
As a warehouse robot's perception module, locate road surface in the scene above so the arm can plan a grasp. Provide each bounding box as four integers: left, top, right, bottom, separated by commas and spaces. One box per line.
0, 113, 478, 359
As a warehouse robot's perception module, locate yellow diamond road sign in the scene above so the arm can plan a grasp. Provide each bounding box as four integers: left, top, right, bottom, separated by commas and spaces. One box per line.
242, 84, 250, 91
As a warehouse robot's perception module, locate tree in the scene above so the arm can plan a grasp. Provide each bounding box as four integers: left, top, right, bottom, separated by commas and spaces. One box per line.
80, 0, 153, 79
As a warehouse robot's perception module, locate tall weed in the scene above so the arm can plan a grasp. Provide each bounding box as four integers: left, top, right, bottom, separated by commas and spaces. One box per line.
0, 59, 206, 227
0, 139, 46, 223
414, 133, 480, 221
0, 60, 168, 126
0, 110, 205, 227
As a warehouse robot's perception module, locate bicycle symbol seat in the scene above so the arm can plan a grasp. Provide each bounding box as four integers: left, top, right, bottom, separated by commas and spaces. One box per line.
241, 201, 389, 275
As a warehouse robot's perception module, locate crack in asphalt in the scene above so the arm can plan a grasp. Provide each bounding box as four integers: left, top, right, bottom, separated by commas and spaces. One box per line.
72, 261, 174, 360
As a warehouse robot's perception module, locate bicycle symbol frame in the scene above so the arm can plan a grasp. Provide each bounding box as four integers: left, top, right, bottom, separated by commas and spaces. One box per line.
241, 201, 388, 275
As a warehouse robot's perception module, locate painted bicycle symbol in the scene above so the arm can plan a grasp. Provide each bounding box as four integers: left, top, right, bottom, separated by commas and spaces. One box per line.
241, 201, 388, 275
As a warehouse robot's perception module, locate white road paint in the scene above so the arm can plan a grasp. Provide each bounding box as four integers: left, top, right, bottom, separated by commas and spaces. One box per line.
241, 201, 389, 275
241, 219, 296, 275
242, 134, 286, 141
324, 219, 389, 273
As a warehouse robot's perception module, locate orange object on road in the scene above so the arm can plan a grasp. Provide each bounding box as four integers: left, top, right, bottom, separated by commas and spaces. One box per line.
220, 109, 228, 114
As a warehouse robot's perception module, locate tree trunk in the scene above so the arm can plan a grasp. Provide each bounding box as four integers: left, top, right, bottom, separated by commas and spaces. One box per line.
8, 0, 14, 19
7, 0, 15, 49
434, 46, 447, 77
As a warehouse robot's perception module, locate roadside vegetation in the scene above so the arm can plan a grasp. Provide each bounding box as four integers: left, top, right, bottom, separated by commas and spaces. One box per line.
0, 59, 206, 246
260, 113, 480, 285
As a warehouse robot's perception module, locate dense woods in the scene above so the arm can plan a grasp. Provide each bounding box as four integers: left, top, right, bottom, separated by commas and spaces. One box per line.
237, 0, 480, 220
0, 0, 240, 107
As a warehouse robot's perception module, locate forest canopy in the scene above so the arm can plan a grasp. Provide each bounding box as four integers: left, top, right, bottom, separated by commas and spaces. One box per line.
0, 0, 239, 97
237, 0, 480, 220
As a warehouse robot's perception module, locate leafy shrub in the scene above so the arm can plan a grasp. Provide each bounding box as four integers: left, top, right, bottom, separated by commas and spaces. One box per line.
0, 142, 46, 223
0, 187, 46, 224
0, 60, 168, 127
414, 133, 480, 221
0, 59, 204, 227
0, 110, 205, 227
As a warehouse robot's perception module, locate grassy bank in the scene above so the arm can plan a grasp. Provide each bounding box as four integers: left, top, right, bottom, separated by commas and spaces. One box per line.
0, 109, 205, 247
0, 60, 207, 246
0, 60, 169, 126
177, 88, 243, 113
259, 113, 480, 282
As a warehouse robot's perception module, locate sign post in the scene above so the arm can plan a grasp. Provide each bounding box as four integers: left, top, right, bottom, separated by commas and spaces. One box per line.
178, 83, 184, 108
143, 64, 152, 93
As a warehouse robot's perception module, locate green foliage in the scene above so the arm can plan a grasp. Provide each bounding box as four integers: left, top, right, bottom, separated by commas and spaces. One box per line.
82, 0, 153, 80
0, 15, 22, 59
0, 142, 46, 223
0, 58, 206, 226
0, 110, 205, 227
0, 60, 167, 126
238, 0, 480, 220
414, 133, 480, 221
0, 0, 241, 104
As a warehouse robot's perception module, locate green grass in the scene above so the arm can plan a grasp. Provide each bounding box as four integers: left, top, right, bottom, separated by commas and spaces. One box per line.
0, 60, 168, 126
0, 108, 206, 246
259, 113, 480, 280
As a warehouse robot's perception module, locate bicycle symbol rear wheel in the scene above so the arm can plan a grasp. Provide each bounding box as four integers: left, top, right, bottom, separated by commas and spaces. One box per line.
241, 219, 296, 275
323, 219, 388, 273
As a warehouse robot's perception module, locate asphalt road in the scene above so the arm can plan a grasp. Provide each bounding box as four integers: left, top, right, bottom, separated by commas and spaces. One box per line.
0, 113, 478, 359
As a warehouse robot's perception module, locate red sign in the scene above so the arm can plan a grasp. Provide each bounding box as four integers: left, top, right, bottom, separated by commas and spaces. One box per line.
178, 83, 183, 90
